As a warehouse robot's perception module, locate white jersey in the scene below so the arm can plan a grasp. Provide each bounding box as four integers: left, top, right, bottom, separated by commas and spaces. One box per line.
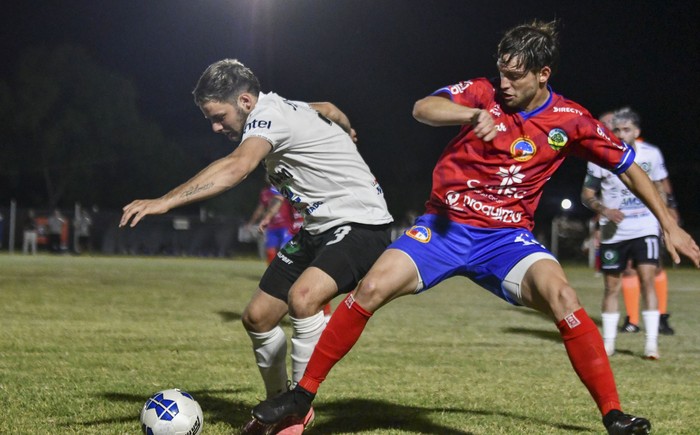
586, 140, 668, 243
242, 92, 393, 234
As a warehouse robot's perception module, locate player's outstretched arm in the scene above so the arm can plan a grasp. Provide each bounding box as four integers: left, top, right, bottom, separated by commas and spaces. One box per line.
120, 137, 271, 228
618, 163, 700, 267
412, 96, 497, 140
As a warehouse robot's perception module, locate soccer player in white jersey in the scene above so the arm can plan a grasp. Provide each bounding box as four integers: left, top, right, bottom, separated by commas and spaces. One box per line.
581, 108, 671, 359
120, 59, 393, 434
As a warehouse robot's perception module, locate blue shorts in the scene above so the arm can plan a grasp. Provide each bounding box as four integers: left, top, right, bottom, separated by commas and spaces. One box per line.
389, 214, 554, 305
265, 227, 293, 250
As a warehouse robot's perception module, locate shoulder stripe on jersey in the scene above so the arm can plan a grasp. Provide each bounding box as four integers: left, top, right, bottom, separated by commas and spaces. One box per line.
612, 145, 636, 175
430, 88, 454, 101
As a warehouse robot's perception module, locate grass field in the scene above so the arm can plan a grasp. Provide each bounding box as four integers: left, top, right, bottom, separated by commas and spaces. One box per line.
1, 254, 698, 434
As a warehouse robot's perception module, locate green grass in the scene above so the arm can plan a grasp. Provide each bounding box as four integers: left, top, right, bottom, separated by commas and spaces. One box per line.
1, 254, 698, 434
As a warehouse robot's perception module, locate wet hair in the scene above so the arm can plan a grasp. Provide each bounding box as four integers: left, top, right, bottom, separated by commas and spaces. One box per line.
192, 59, 261, 106
612, 107, 641, 129
497, 20, 560, 75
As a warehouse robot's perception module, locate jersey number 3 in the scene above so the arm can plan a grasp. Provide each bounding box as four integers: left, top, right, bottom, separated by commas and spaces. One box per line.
327, 225, 352, 245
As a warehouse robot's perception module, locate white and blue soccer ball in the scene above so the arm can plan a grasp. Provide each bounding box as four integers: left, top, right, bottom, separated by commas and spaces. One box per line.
140, 388, 203, 435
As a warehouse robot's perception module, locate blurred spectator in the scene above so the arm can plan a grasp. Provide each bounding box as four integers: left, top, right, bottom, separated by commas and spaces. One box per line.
47, 209, 65, 253
22, 210, 38, 255
74, 210, 92, 254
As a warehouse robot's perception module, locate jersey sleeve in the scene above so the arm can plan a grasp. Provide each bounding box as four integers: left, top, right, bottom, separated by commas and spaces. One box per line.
429, 78, 493, 109
649, 147, 669, 181
242, 103, 293, 151
583, 161, 604, 190
568, 115, 636, 175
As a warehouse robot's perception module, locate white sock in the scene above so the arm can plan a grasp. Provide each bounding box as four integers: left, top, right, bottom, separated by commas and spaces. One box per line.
290, 311, 326, 387
601, 312, 620, 356
247, 326, 288, 398
642, 310, 660, 355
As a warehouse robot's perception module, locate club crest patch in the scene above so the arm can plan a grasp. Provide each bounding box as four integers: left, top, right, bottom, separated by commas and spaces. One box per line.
547, 128, 568, 151
510, 137, 536, 162
405, 225, 431, 243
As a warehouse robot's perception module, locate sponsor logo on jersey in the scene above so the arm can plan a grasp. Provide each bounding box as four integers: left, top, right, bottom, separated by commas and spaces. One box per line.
497, 164, 525, 192
547, 128, 568, 151
510, 137, 536, 161
490, 105, 502, 117
496, 123, 507, 132
405, 225, 431, 243
553, 106, 583, 116
445, 191, 464, 210
304, 201, 324, 215
243, 118, 272, 134
449, 81, 473, 94
596, 125, 625, 150
462, 196, 523, 223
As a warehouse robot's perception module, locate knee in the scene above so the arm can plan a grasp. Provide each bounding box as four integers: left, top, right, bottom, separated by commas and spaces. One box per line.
288, 285, 324, 318
353, 277, 389, 312
242, 303, 276, 333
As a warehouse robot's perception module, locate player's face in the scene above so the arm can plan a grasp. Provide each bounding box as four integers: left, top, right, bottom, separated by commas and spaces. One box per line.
199, 100, 249, 142
612, 119, 640, 145
497, 56, 550, 112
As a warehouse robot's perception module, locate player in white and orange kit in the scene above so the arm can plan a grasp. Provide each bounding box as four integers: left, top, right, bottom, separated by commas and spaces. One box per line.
582, 108, 671, 359
252, 20, 700, 435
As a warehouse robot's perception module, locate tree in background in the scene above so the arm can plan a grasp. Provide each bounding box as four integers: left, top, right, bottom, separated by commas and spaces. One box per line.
1, 44, 194, 209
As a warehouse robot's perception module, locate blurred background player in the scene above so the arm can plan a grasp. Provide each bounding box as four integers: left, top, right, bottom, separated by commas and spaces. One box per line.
581, 107, 672, 359
248, 183, 296, 264
597, 110, 676, 335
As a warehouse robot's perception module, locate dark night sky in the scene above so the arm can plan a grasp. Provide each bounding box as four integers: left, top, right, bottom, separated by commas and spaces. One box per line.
3, 1, 699, 226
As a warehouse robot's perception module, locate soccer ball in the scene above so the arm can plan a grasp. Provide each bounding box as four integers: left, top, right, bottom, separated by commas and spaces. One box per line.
140, 388, 203, 435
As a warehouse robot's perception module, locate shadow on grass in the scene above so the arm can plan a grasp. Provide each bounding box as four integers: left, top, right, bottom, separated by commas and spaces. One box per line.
73, 390, 591, 434
308, 398, 592, 434
217, 310, 292, 327
503, 326, 563, 343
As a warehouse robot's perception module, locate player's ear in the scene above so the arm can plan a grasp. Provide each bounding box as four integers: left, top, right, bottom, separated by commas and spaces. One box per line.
238, 93, 254, 111
538, 66, 551, 84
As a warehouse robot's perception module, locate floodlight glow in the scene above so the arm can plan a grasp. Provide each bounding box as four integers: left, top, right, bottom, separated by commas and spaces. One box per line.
560, 199, 572, 210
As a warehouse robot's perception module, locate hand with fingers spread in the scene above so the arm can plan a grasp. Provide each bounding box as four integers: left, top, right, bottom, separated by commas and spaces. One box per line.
120, 198, 170, 228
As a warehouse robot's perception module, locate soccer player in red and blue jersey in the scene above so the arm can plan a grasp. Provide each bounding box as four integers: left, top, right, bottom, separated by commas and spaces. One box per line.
252, 20, 700, 434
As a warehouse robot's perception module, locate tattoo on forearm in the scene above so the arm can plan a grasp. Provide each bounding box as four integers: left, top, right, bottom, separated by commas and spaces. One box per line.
180, 182, 214, 199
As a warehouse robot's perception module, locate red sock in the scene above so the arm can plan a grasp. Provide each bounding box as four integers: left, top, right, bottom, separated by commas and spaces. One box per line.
298, 294, 371, 394
557, 308, 620, 416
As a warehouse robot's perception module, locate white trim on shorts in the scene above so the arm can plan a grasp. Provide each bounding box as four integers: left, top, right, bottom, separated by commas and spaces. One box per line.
502, 252, 558, 304
390, 248, 425, 293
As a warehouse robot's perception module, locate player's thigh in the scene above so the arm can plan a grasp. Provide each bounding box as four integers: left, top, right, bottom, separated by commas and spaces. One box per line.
287, 267, 338, 317
519, 258, 581, 321
242, 288, 290, 332
603, 271, 622, 295
354, 249, 421, 312
636, 263, 657, 292
310, 223, 392, 294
